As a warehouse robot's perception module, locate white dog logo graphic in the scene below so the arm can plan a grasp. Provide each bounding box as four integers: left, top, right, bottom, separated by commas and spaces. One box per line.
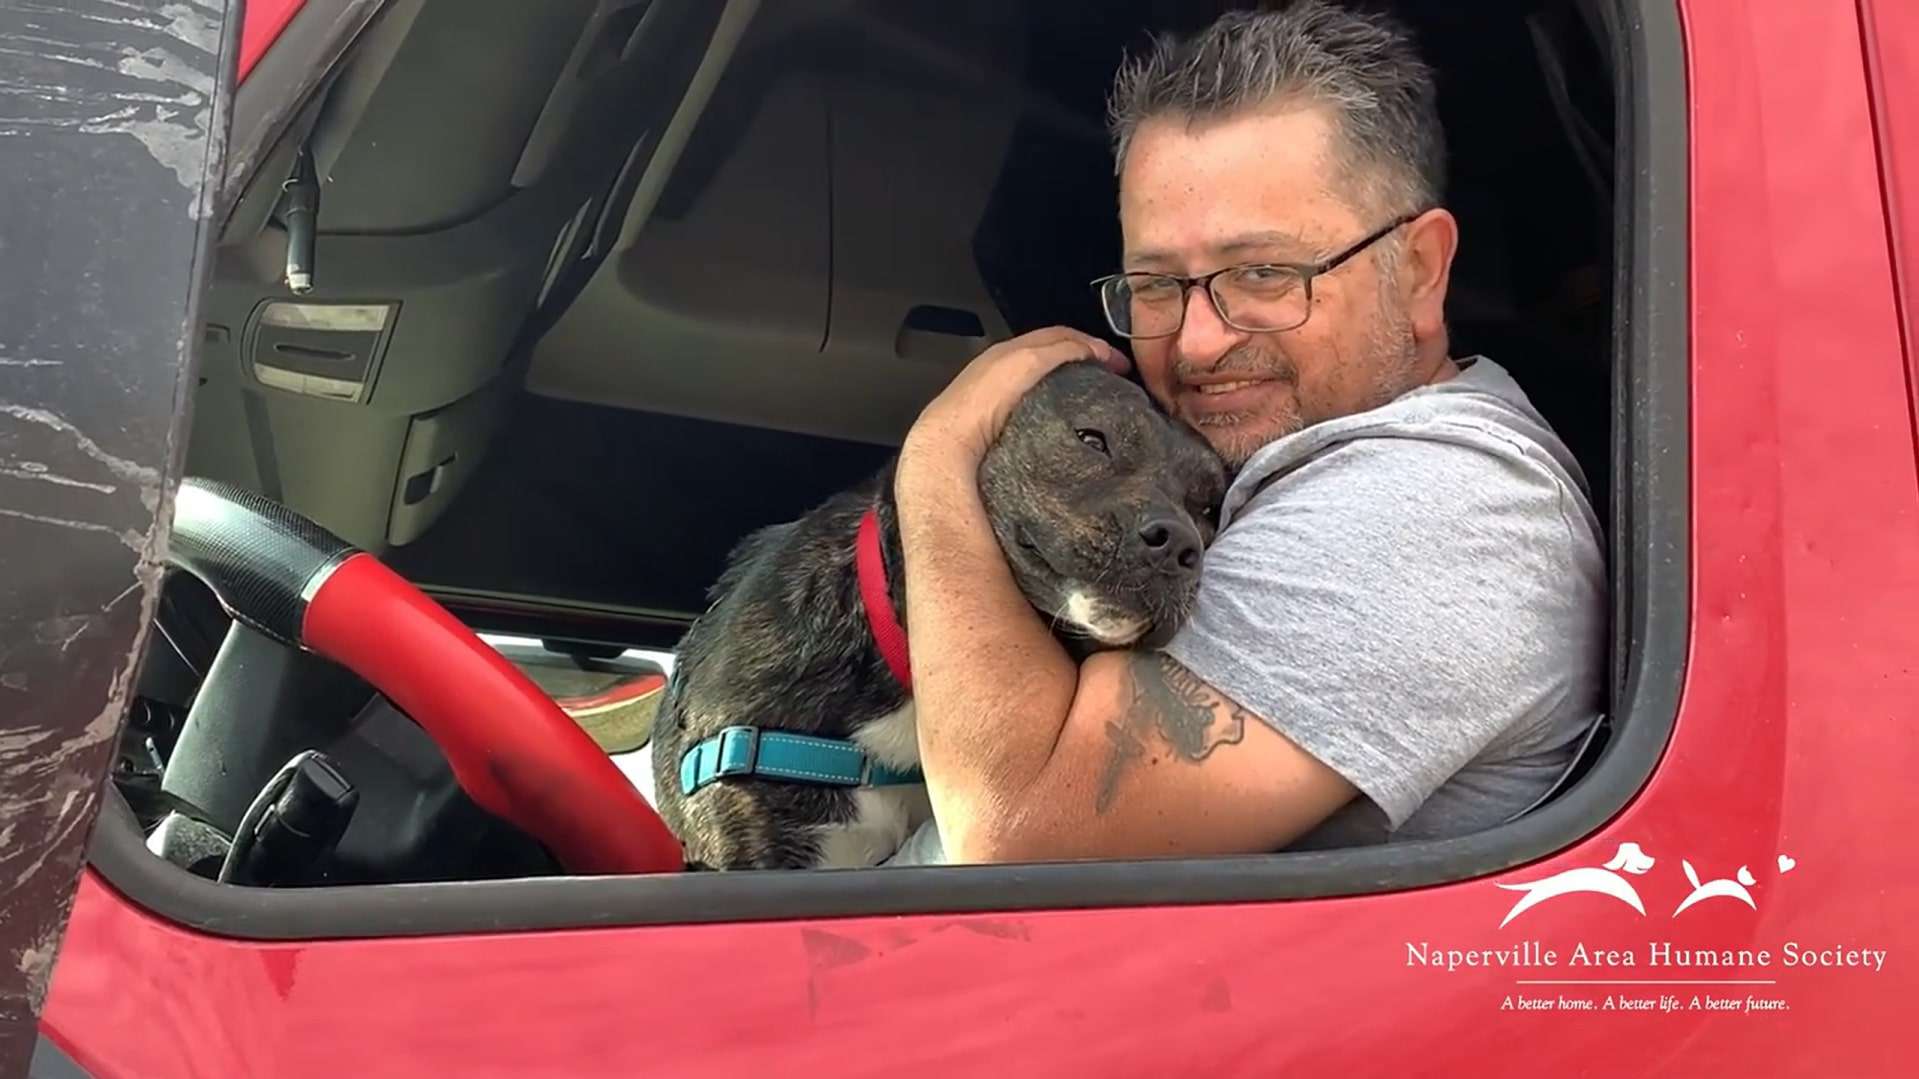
1496, 843, 1656, 929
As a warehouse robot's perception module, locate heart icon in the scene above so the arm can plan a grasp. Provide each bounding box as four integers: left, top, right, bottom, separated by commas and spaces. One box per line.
1737, 866, 1756, 887
1778, 854, 1796, 873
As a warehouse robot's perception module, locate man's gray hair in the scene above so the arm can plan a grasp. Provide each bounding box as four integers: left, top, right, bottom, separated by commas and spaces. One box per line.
1106, 1, 1445, 219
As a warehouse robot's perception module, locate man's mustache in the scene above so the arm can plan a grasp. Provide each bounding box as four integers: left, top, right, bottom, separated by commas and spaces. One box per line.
1172, 344, 1297, 383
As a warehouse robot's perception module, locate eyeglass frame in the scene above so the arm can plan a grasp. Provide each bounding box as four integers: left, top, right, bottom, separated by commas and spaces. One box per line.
1088, 210, 1428, 339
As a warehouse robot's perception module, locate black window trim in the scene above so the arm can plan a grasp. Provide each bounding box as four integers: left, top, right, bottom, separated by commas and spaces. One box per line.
85, 0, 1689, 940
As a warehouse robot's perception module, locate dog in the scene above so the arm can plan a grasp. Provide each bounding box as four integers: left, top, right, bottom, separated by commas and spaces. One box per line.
648, 362, 1227, 870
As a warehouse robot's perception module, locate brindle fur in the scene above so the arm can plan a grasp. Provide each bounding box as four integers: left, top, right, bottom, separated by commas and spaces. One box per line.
650, 363, 1226, 870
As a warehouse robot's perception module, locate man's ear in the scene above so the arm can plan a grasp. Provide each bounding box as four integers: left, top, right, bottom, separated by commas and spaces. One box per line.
1401, 207, 1459, 342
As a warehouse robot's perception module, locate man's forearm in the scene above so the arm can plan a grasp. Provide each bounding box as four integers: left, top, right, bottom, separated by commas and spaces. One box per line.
894, 449, 1079, 852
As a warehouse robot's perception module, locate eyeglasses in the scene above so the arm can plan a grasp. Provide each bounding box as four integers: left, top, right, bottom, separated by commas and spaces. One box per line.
1090, 212, 1424, 339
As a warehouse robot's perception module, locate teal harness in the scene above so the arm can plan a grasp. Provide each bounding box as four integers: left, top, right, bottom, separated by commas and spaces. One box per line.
679, 507, 922, 797
675, 503, 921, 791
678, 725, 923, 796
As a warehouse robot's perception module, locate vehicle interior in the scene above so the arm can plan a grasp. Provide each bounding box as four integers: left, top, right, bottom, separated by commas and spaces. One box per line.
112, 0, 1643, 902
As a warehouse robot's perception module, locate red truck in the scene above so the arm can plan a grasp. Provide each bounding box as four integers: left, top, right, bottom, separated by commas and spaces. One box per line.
5, 0, 1919, 1074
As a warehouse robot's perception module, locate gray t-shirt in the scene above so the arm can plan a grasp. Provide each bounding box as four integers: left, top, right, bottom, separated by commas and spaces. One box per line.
1162, 354, 1607, 848
886, 355, 1606, 864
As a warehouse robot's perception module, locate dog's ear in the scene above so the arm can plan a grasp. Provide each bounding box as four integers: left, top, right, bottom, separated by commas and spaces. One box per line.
1077, 335, 1164, 412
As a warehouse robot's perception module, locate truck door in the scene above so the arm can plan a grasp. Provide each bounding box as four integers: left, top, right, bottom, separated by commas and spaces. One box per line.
1, 2, 240, 1072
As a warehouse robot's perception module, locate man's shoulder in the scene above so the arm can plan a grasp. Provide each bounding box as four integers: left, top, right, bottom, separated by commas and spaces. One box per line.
1201, 360, 1608, 608
1226, 422, 1580, 537
1223, 357, 1595, 534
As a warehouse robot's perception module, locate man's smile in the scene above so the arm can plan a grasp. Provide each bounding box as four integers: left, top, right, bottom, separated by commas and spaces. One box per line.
1175, 375, 1289, 420
1192, 379, 1262, 395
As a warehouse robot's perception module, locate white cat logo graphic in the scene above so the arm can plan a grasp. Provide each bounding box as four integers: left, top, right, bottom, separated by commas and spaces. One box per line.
1673, 861, 1758, 915
1496, 842, 1656, 928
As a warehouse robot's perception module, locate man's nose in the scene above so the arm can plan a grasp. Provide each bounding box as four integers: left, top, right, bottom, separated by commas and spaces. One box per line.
1175, 284, 1241, 366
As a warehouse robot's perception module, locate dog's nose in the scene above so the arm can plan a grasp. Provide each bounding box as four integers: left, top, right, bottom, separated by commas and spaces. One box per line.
1137, 516, 1202, 573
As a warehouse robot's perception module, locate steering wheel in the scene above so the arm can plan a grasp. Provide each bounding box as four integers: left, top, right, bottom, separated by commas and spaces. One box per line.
165, 477, 684, 876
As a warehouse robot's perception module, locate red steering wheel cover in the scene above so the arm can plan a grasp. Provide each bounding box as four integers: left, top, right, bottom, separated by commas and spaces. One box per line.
302, 554, 682, 876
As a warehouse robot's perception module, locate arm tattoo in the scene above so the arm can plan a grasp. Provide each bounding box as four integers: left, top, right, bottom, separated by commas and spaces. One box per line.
1094, 653, 1249, 814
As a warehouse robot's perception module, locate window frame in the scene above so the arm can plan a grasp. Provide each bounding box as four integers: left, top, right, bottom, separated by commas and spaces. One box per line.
84, 0, 1690, 939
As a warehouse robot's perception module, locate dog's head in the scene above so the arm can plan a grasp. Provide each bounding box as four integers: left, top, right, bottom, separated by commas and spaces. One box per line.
979, 362, 1228, 650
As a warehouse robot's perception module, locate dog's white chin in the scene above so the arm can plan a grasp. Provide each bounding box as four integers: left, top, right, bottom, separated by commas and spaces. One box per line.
1062, 587, 1150, 646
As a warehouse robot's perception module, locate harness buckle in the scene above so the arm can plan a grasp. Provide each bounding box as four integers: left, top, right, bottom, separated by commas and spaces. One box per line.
712, 726, 760, 779
680, 725, 762, 796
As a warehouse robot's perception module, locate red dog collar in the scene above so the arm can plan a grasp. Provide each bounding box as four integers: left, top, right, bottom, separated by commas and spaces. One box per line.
856, 507, 913, 691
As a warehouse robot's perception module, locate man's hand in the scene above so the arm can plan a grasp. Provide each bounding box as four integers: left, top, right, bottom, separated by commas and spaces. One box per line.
900, 326, 1129, 471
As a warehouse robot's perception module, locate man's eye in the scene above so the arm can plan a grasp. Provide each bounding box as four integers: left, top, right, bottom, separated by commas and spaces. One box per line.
1230, 266, 1299, 294
1076, 428, 1110, 455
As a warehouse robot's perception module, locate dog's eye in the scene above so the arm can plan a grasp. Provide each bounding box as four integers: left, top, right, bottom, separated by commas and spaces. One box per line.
1075, 428, 1109, 455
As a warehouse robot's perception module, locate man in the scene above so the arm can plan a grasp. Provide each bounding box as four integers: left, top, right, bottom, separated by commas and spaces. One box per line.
888, 1, 1605, 864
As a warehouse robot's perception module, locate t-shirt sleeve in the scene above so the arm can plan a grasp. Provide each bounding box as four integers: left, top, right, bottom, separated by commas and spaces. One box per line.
1161, 432, 1596, 831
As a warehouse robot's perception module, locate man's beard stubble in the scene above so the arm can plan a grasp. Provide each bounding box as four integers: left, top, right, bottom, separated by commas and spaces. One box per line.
1176, 297, 1420, 473
1180, 352, 1299, 472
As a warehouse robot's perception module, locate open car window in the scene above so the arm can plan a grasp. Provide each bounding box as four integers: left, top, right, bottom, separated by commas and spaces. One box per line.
80, 0, 1687, 938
